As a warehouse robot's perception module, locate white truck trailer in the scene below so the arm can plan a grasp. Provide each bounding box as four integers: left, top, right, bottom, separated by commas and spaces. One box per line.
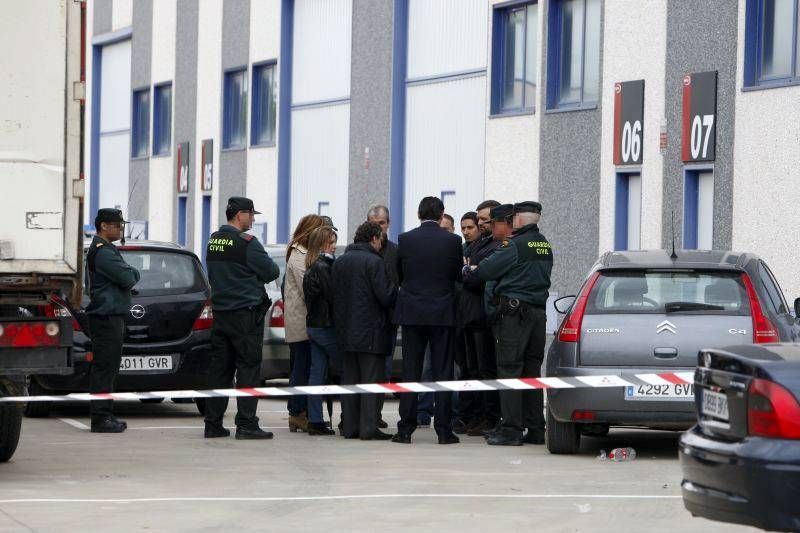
0, 0, 85, 461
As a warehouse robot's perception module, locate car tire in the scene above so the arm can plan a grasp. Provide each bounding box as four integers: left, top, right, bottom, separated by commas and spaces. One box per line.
0, 379, 23, 462
24, 380, 52, 418
546, 406, 580, 454
139, 398, 164, 404
194, 398, 206, 416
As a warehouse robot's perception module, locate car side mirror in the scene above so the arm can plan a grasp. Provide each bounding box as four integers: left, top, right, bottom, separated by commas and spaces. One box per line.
794, 297, 800, 319
554, 295, 576, 314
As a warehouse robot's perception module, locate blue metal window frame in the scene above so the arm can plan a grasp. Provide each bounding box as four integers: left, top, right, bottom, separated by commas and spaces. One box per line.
546, 0, 599, 110
682, 167, 713, 250
201, 194, 212, 266
131, 87, 150, 159
251, 60, 278, 147
743, 0, 800, 90
491, 0, 538, 116
222, 67, 248, 150
152, 82, 172, 156
177, 196, 187, 246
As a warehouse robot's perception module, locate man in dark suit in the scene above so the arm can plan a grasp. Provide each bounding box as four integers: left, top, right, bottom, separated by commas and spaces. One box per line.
392, 197, 463, 445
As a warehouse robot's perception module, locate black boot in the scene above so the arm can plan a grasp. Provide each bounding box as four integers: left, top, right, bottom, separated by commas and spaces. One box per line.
91, 417, 126, 433
486, 429, 523, 446
523, 427, 545, 445
235, 426, 274, 440
204, 424, 230, 438
308, 422, 335, 436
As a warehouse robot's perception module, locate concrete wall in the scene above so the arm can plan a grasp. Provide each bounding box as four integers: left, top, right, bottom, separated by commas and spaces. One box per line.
662, 0, 738, 250
347, 0, 395, 241
538, 0, 604, 296
732, 0, 800, 301
247, 0, 281, 244
598, 0, 667, 252
128, 1, 152, 226
484, 0, 541, 206
218, 0, 251, 225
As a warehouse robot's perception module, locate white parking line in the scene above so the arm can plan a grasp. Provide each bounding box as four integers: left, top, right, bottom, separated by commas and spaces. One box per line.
0, 494, 683, 504
57, 418, 89, 431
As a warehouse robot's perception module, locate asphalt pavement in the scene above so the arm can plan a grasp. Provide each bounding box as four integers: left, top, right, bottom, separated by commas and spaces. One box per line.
0, 398, 758, 533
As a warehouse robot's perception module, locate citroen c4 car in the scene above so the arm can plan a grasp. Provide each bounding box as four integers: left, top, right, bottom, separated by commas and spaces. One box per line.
27, 240, 213, 417
545, 249, 800, 454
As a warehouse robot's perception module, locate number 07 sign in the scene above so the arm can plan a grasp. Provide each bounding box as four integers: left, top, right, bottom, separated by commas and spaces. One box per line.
613, 80, 644, 166
682, 71, 717, 163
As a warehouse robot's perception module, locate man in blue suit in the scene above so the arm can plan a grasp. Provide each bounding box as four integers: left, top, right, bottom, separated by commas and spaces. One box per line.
392, 197, 464, 445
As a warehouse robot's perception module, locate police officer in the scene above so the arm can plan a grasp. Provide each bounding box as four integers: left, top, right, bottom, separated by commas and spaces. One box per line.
470, 201, 552, 445
204, 197, 280, 440
86, 208, 141, 433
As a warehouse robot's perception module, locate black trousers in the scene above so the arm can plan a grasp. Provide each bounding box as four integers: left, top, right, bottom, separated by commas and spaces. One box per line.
376, 324, 399, 419
341, 351, 385, 438
87, 315, 125, 422
397, 325, 454, 437
493, 307, 546, 435
460, 326, 500, 423
205, 308, 265, 429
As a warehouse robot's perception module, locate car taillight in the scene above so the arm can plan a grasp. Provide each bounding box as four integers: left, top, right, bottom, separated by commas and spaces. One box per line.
741, 274, 780, 344
43, 296, 82, 332
0, 321, 61, 347
192, 301, 213, 330
748, 378, 800, 439
269, 299, 285, 328
558, 272, 601, 343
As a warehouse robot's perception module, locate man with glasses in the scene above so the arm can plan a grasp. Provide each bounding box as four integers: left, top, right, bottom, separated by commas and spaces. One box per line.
85, 208, 141, 433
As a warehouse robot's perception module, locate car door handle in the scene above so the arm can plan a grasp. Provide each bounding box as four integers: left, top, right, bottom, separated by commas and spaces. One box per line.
653, 347, 678, 359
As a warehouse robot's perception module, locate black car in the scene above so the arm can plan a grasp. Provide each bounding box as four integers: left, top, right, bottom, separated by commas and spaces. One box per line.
28, 240, 212, 416
679, 343, 800, 531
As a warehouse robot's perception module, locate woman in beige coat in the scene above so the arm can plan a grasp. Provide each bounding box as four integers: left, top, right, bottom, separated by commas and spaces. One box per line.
284, 214, 325, 431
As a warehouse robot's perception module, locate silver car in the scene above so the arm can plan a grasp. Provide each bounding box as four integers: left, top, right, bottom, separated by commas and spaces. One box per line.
545, 249, 800, 454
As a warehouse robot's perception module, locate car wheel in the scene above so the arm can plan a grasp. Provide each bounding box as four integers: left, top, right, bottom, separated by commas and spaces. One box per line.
0, 379, 22, 462
546, 406, 580, 454
194, 398, 206, 416
24, 380, 52, 418
139, 398, 164, 404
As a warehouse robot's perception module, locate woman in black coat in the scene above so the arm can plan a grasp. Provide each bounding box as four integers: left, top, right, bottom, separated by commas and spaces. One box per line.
331, 222, 396, 440
303, 226, 340, 435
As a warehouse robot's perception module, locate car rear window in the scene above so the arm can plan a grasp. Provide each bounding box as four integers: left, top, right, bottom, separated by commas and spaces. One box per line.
120, 250, 207, 296
586, 270, 750, 315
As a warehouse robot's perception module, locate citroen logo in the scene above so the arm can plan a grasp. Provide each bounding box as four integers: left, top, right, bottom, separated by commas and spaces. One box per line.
130, 305, 146, 319
656, 320, 677, 334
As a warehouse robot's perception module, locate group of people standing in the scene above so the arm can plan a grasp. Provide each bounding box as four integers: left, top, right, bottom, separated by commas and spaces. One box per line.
274, 195, 553, 446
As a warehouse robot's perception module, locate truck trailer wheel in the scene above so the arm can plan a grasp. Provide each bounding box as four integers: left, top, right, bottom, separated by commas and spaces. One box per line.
0, 379, 23, 463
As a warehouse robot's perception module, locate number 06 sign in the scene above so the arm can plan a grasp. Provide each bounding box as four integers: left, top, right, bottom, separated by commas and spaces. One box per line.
682, 71, 718, 163
613, 80, 644, 166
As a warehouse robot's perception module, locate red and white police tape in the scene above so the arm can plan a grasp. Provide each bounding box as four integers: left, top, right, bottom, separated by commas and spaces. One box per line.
0, 372, 695, 403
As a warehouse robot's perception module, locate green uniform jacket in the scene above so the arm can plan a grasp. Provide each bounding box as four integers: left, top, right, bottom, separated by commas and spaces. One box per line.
475, 224, 553, 306
85, 236, 141, 315
206, 225, 280, 311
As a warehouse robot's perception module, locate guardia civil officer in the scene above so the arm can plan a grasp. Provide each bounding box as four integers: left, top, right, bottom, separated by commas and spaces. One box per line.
204, 197, 280, 439
86, 208, 141, 433
469, 201, 552, 446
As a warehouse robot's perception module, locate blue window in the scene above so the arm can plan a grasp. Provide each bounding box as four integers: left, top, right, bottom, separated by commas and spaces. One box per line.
152, 83, 172, 156
744, 0, 800, 87
223, 68, 247, 149
201, 195, 212, 266
177, 196, 187, 246
546, 0, 601, 109
614, 173, 641, 251
491, 2, 538, 114
251, 62, 277, 146
131, 88, 150, 158
683, 169, 714, 250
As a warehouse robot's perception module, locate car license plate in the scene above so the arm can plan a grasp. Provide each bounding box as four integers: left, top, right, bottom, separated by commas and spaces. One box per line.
700, 389, 729, 421
624, 383, 694, 401
119, 355, 174, 372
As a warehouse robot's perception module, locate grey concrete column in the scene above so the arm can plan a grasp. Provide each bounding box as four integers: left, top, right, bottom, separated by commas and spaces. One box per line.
128, 0, 153, 225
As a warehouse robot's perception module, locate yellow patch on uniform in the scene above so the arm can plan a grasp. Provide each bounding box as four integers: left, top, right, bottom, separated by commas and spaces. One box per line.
95, 243, 104, 247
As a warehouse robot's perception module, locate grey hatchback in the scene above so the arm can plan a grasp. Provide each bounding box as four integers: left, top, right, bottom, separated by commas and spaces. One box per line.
545, 249, 800, 454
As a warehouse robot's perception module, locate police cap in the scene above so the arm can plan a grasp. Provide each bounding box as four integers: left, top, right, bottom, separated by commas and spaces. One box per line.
95, 208, 128, 226
513, 201, 542, 214
226, 196, 261, 215
490, 203, 514, 221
